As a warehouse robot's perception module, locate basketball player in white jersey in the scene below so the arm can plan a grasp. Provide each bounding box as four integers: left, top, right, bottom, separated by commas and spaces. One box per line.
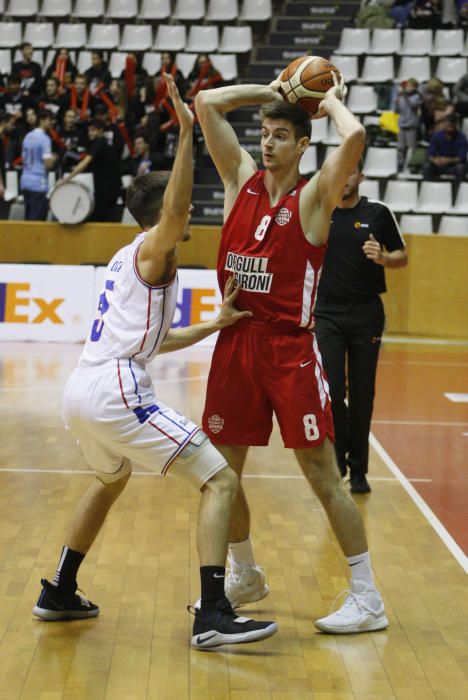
32, 75, 277, 649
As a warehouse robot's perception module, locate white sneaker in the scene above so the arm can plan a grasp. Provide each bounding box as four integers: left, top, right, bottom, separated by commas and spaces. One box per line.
225, 566, 269, 608
314, 580, 388, 634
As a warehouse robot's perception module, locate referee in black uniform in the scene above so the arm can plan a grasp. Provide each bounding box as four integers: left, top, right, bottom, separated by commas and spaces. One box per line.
315, 161, 407, 494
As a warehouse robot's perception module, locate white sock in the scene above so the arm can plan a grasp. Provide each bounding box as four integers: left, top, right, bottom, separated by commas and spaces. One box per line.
228, 537, 257, 570
347, 551, 374, 588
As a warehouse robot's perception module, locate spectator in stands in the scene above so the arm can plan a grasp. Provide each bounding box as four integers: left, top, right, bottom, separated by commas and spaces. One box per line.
85, 51, 111, 94
409, 0, 442, 28
58, 119, 121, 222
120, 53, 148, 101
2, 112, 21, 170
0, 75, 31, 118
421, 77, 445, 136
20, 109, 56, 220
107, 79, 127, 121
92, 103, 125, 157
54, 108, 87, 175
39, 78, 65, 120
391, 1, 415, 27
459, 0, 468, 27
0, 111, 8, 218
156, 52, 186, 96
126, 81, 155, 134
186, 54, 222, 100
45, 49, 77, 91
122, 135, 156, 177
453, 72, 468, 118
25, 107, 38, 132
432, 94, 456, 132
60, 75, 95, 124
422, 113, 467, 190
12, 42, 42, 98
395, 78, 422, 171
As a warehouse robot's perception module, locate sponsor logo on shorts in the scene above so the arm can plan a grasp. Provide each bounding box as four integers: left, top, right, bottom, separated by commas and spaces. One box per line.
208, 415, 224, 434
275, 207, 292, 226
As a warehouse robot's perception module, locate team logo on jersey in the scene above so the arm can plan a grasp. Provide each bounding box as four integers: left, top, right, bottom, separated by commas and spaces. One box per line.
354, 221, 369, 229
208, 415, 224, 434
275, 207, 292, 226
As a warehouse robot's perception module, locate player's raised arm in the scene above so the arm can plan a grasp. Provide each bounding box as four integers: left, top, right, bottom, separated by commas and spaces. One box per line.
137, 74, 194, 286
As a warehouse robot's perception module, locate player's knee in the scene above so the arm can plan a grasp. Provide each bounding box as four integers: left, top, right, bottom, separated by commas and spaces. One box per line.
205, 465, 239, 501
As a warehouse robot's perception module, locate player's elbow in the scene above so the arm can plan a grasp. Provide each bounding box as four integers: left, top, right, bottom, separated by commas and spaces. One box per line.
350, 124, 366, 146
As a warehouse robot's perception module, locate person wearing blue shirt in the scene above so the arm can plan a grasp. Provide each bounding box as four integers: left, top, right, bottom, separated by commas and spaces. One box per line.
20, 110, 56, 220
422, 114, 468, 192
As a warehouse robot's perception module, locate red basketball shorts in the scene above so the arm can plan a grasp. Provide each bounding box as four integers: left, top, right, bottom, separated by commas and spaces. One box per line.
202, 321, 335, 449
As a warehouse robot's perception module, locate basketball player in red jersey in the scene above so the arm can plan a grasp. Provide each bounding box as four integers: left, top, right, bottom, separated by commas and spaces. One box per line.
195, 75, 389, 633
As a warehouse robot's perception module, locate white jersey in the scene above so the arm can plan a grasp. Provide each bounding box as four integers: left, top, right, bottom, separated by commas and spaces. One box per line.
80, 232, 178, 367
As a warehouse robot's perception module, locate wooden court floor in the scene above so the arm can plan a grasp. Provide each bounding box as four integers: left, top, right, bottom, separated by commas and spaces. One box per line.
0, 340, 467, 700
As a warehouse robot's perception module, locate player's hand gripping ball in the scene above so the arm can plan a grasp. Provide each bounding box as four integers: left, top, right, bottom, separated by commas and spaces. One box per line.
278, 55, 344, 119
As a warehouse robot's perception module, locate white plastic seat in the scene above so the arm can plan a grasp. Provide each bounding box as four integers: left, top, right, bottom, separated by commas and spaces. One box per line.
240, 0, 272, 21
0, 23, 22, 48
401, 29, 432, 55
77, 50, 92, 73
449, 182, 468, 214
359, 179, 379, 200
23, 22, 54, 49
54, 23, 87, 49
209, 53, 237, 81
417, 181, 452, 213
299, 146, 317, 175
435, 57, 467, 84
173, 0, 205, 20
360, 55, 394, 83
324, 145, 337, 161
87, 24, 120, 50
346, 85, 378, 114
399, 214, 433, 234
437, 215, 468, 236
109, 52, 127, 78
6, 0, 38, 16
219, 26, 252, 53
329, 54, 358, 83
139, 0, 171, 19
383, 180, 418, 213
397, 56, 430, 82
120, 25, 153, 51
142, 52, 162, 74
335, 28, 370, 55
363, 147, 398, 178
41, 0, 71, 16
175, 52, 198, 78
0, 49, 11, 74
4, 171, 19, 202
154, 25, 186, 51
74, 0, 104, 18
207, 0, 238, 21
433, 29, 464, 57
108, 0, 137, 18
324, 120, 342, 146
368, 28, 401, 55
309, 116, 328, 144
186, 26, 219, 54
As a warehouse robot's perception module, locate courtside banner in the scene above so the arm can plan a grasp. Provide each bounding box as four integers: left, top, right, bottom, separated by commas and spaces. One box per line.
0, 264, 95, 342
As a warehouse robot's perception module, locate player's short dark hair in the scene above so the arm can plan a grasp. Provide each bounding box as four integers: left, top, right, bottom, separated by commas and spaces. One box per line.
126, 171, 171, 228
259, 102, 311, 140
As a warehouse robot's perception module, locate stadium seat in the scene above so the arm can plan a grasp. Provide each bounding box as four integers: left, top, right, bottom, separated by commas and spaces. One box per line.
400, 29, 432, 55
324, 145, 337, 161
139, 0, 171, 19
0, 49, 11, 74
240, 0, 272, 21
450, 182, 468, 214
186, 26, 219, 54
8, 202, 26, 220
207, 0, 238, 21
109, 52, 127, 78
41, 0, 71, 16
175, 53, 198, 78
108, 0, 137, 19
6, 0, 38, 16
154, 25, 186, 51
363, 147, 398, 177
359, 179, 380, 200
399, 214, 433, 234
74, 0, 104, 19
77, 50, 92, 73
120, 25, 153, 51
309, 116, 328, 144
437, 215, 468, 236
299, 146, 317, 175
219, 26, 253, 53
435, 57, 467, 84
383, 180, 418, 212
54, 23, 87, 49
0, 23, 22, 47
335, 28, 370, 55
417, 181, 452, 213
433, 29, 464, 56
87, 24, 120, 50
397, 56, 430, 82
329, 54, 358, 83
324, 120, 342, 146
346, 85, 378, 114
209, 53, 238, 81
23, 22, 54, 48
368, 28, 401, 55
360, 56, 394, 83
4, 171, 19, 202
173, 0, 205, 21
142, 51, 162, 74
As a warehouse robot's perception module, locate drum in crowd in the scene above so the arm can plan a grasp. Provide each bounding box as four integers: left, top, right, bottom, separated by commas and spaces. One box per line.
49, 180, 94, 224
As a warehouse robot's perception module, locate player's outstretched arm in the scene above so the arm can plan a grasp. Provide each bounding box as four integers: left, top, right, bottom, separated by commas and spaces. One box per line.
137, 74, 194, 286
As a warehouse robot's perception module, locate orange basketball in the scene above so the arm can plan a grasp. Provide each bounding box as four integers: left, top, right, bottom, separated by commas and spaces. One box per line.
279, 55, 341, 119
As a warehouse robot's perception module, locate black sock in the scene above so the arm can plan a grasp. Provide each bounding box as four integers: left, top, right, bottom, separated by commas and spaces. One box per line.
200, 566, 226, 609
52, 546, 85, 592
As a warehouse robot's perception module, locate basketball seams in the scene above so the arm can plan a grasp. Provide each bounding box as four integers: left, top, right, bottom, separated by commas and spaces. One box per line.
278, 54, 340, 117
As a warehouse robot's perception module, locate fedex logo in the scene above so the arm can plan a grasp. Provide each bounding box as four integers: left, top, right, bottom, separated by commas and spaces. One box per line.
172, 287, 218, 328
0, 282, 64, 324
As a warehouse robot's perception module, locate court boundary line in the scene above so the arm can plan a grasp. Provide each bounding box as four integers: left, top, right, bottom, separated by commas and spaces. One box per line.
369, 432, 468, 574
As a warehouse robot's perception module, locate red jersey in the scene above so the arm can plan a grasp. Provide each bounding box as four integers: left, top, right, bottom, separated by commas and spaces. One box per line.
218, 170, 327, 329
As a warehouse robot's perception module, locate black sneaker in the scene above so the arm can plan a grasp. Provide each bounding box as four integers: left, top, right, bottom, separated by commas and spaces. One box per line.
350, 474, 371, 494
32, 578, 100, 621
191, 598, 277, 649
